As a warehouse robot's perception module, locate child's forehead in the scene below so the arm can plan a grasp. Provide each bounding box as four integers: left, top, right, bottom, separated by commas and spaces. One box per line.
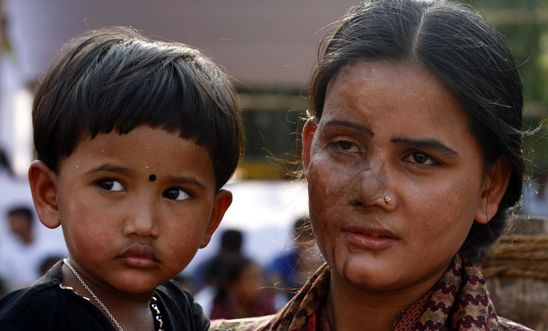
79, 126, 199, 149
60, 126, 213, 175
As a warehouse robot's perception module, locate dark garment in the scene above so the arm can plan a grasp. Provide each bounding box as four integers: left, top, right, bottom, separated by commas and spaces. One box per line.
0, 261, 210, 331
209, 292, 276, 320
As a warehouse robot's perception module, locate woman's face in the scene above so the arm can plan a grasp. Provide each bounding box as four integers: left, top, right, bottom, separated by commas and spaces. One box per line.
302, 61, 508, 293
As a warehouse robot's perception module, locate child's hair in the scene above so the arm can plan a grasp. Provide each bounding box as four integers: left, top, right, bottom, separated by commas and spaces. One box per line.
33, 26, 243, 189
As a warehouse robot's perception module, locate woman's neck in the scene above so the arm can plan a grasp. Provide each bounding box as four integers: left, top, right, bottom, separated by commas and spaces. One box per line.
326, 272, 439, 331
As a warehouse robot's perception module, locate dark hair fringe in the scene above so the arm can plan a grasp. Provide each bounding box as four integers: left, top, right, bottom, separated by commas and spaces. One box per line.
33, 27, 244, 189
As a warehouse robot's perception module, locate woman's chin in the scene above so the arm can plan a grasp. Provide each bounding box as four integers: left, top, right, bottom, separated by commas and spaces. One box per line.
334, 255, 404, 292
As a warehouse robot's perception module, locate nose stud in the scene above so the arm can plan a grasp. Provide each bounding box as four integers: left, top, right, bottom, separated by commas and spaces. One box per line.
384, 194, 393, 206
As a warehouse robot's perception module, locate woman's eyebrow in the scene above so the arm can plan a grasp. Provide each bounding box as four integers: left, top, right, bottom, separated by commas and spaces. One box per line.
323, 119, 373, 136
391, 137, 460, 158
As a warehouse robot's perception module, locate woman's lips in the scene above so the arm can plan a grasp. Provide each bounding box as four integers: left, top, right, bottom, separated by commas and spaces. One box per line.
118, 244, 159, 269
342, 225, 399, 250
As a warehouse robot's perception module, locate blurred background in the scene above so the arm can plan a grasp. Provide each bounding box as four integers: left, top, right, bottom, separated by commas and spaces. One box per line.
0, 0, 546, 328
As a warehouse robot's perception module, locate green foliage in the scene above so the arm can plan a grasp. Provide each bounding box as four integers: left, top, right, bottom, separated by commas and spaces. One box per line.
465, 0, 548, 170
524, 119, 548, 171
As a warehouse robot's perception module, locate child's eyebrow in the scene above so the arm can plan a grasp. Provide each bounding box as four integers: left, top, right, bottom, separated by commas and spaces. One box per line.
169, 176, 207, 190
86, 164, 132, 175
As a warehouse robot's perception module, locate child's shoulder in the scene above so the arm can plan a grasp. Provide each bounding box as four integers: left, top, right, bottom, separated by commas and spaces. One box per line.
0, 281, 69, 329
155, 280, 210, 331
0, 262, 64, 319
0, 261, 113, 330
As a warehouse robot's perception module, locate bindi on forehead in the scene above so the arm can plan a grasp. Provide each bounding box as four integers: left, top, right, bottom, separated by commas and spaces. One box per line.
148, 174, 157, 182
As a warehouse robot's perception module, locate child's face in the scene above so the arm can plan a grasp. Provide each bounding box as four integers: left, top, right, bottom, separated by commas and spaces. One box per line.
29, 126, 231, 295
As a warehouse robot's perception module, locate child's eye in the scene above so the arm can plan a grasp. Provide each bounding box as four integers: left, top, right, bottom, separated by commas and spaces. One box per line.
97, 179, 124, 192
163, 188, 191, 201
404, 152, 438, 166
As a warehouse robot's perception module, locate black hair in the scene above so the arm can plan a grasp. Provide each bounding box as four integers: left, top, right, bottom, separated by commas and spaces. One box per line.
7, 205, 34, 224
33, 27, 243, 190
293, 216, 313, 241
220, 229, 244, 252
0, 149, 14, 177
308, 0, 523, 262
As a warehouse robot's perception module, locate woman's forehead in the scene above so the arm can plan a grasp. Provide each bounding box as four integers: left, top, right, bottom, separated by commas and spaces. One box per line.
323, 61, 461, 118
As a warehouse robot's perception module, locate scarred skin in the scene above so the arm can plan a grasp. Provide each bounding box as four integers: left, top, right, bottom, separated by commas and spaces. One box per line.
301, 60, 510, 330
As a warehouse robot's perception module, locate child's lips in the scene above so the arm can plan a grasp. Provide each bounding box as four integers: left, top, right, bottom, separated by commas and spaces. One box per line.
118, 244, 159, 269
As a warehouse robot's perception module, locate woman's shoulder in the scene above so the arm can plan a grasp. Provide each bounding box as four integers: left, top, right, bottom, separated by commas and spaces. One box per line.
497, 317, 535, 331
209, 315, 274, 331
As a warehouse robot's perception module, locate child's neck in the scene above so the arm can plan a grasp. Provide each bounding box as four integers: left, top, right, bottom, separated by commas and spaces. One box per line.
61, 260, 159, 331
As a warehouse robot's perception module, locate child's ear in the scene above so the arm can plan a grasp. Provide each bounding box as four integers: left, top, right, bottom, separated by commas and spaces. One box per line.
302, 118, 318, 176
199, 189, 233, 248
474, 156, 512, 224
28, 161, 61, 229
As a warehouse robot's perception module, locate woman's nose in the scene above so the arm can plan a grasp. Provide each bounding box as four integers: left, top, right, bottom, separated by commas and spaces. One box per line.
353, 158, 395, 210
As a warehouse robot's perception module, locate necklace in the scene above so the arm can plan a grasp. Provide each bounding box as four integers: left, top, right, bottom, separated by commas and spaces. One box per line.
62, 258, 165, 331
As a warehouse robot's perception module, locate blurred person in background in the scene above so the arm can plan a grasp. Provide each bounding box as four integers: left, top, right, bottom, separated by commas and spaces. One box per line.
194, 229, 246, 314
0, 205, 48, 288
266, 217, 322, 306
209, 255, 276, 320
0, 149, 14, 178
193, 228, 245, 291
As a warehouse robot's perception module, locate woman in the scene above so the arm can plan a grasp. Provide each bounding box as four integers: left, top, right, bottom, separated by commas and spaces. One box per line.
212, 0, 531, 329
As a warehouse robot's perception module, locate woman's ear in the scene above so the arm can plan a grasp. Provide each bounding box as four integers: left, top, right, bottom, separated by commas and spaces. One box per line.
474, 156, 512, 224
302, 118, 318, 174
199, 189, 233, 248
28, 161, 61, 229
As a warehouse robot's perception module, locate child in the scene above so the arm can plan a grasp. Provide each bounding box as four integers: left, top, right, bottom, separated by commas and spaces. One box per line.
0, 26, 243, 331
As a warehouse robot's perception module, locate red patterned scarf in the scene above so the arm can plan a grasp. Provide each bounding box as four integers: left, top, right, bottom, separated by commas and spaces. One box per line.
211, 255, 531, 330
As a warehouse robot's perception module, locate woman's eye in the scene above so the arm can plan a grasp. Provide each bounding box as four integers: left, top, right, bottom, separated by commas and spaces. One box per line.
97, 179, 124, 192
163, 188, 190, 201
332, 140, 359, 153
406, 152, 437, 166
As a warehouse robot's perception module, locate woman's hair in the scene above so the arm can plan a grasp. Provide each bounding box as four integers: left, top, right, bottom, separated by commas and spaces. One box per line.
308, 0, 524, 262
33, 27, 243, 190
